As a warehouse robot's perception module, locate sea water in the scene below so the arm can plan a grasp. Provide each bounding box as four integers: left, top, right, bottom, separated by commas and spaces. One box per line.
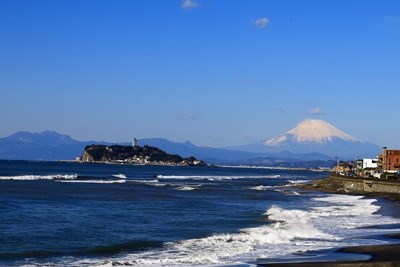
1, 160, 400, 266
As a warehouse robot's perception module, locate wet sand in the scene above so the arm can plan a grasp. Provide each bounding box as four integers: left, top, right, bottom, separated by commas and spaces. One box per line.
258, 243, 400, 266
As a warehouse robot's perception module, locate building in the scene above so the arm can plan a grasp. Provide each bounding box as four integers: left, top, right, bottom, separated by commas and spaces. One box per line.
132, 137, 138, 147
378, 147, 400, 173
361, 158, 378, 169
354, 158, 379, 177
334, 161, 353, 176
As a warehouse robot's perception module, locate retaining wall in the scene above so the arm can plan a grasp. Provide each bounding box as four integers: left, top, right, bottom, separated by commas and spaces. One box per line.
329, 174, 400, 194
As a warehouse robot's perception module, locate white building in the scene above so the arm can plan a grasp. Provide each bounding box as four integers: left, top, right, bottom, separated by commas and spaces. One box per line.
362, 158, 378, 169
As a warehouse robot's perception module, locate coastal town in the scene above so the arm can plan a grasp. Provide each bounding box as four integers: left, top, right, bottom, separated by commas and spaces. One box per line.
304, 147, 400, 196
334, 147, 400, 179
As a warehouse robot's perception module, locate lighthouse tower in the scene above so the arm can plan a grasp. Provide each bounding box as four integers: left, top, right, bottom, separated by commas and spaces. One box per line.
132, 137, 138, 147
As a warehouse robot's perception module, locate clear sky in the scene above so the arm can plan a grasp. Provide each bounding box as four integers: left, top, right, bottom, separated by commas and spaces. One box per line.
1, 0, 399, 148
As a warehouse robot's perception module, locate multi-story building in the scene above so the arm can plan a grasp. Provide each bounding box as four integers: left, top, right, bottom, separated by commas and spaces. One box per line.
354, 158, 379, 177
378, 147, 400, 173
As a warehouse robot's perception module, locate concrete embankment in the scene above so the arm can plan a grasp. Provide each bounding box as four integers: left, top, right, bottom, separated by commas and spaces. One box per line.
302, 173, 400, 195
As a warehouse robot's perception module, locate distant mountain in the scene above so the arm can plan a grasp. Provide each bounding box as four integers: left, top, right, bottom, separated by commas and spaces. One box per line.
0, 123, 369, 166
137, 138, 337, 165
0, 132, 264, 162
234, 119, 381, 159
0, 131, 106, 161
137, 138, 264, 161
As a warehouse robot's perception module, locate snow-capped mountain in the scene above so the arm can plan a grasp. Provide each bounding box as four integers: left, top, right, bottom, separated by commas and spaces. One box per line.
265, 119, 360, 145
237, 119, 381, 159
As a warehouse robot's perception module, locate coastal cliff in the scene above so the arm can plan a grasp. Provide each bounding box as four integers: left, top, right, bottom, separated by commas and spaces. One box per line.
80, 144, 206, 166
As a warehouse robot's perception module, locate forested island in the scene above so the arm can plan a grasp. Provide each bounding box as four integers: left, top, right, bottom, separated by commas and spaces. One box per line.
79, 144, 206, 167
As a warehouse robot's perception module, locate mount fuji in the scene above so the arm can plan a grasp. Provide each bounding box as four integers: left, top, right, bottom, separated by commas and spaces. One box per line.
235, 119, 381, 159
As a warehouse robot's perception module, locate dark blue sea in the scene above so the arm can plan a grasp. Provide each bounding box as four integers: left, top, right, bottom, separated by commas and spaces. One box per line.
1, 160, 400, 266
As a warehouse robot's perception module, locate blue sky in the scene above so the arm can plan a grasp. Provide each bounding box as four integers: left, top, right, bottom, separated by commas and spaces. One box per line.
1, 0, 399, 148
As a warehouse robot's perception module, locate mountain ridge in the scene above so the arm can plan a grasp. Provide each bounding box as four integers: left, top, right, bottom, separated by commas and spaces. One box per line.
0, 120, 382, 164
0, 131, 107, 161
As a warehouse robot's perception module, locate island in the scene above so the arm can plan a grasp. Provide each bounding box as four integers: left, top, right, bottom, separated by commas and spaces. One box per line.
79, 144, 206, 167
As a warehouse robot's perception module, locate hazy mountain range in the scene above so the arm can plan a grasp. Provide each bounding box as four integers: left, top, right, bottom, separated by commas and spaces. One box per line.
0, 120, 382, 166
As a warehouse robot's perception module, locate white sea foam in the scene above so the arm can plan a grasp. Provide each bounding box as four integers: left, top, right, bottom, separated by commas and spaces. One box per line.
287, 180, 310, 185
249, 185, 275, 191
56, 179, 126, 184
29, 193, 400, 267
130, 179, 167, 187
0, 174, 78, 181
96, 206, 339, 266
309, 195, 400, 234
48, 204, 339, 267
104, 195, 400, 266
112, 173, 127, 179
175, 185, 200, 191
156, 174, 281, 181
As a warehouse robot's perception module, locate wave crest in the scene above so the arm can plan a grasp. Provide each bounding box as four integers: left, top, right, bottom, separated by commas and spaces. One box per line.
156, 174, 281, 181
102, 205, 336, 266
112, 174, 127, 179
0, 174, 78, 181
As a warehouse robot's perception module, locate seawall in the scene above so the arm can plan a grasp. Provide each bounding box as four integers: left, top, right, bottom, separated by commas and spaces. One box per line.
302, 173, 400, 195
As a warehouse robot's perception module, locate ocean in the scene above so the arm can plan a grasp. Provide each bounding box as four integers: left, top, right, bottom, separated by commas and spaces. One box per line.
1, 160, 400, 267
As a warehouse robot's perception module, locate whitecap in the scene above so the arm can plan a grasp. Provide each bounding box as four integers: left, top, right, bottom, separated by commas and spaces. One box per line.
95, 205, 337, 266
156, 174, 281, 181
112, 173, 127, 179
249, 185, 275, 191
175, 185, 198, 191
39, 194, 400, 266
287, 180, 310, 185
56, 179, 126, 184
0, 174, 78, 181
130, 179, 167, 187
107, 196, 400, 266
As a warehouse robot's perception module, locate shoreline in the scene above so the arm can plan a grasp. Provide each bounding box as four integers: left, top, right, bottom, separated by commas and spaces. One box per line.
258, 242, 400, 266
258, 176, 400, 267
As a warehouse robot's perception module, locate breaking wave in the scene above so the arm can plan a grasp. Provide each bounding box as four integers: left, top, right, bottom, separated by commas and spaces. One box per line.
112, 173, 127, 179
130, 179, 167, 187
249, 185, 275, 191
90, 205, 338, 266
56, 179, 126, 184
175, 185, 199, 191
14, 193, 400, 267
156, 174, 281, 181
0, 174, 128, 184
0, 174, 78, 181
75, 194, 400, 266
287, 180, 310, 185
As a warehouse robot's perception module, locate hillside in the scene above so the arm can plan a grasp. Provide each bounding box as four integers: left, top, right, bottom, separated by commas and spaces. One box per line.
0, 131, 100, 160
80, 144, 206, 166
